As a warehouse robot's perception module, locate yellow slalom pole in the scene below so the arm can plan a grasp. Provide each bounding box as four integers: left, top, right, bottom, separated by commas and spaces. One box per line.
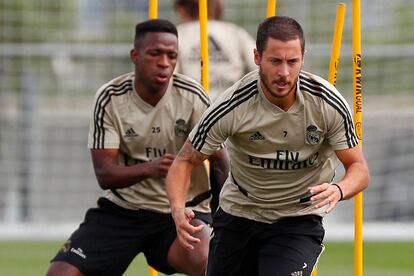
148, 1, 159, 276
267, 0, 277, 17
199, 0, 213, 209
148, 266, 158, 276
312, 5, 347, 276
352, 0, 363, 275
328, 3, 346, 86
199, 0, 209, 91
148, 0, 157, 19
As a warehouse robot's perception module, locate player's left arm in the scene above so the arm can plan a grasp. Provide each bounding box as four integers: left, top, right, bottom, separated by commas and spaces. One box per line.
333, 145, 370, 200
207, 147, 230, 189
310, 145, 370, 212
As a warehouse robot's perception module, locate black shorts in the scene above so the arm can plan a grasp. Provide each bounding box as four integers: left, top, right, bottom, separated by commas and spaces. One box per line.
51, 197, 211, 276
206, 208, 325, 276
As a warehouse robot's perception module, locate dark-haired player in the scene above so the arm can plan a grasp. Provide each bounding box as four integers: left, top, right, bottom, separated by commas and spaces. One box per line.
46, 19, 229, 276
166, 16, 370, 276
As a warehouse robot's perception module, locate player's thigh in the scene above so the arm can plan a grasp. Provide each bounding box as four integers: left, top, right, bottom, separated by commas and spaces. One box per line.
258, 215, 325, 276
258, 234, 324, 276
206, 208, 258, 276
167, 218, 211, 275
145, 211, 212, 275
46, 261, 83, 276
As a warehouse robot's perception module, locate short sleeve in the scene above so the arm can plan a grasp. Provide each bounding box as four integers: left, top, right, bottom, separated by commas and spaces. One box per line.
325, 88, 358, 150
87, 86, 120, 149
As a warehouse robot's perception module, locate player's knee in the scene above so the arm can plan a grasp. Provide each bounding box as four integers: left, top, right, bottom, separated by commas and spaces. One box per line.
191, 242, 210, 276
189, 254, 207, 276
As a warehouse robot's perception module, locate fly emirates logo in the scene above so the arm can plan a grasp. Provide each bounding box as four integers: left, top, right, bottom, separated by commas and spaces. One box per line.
248, 150, 319, 170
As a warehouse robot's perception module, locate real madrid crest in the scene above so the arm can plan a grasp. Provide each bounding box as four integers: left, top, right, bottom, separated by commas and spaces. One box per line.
306, 125, 321, 145
175, 119, 188, 137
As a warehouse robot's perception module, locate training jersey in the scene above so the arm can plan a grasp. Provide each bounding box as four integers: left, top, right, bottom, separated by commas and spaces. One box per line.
88, 72, 211, 214
176, 20, 257, 102
188, 70, 358, 223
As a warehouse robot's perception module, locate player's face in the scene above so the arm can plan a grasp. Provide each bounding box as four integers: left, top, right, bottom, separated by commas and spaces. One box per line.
254, 37, 304, 108
131, 32, 178, 91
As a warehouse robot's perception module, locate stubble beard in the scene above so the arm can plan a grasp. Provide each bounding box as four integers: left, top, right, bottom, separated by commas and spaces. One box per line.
259, 69, 296, 100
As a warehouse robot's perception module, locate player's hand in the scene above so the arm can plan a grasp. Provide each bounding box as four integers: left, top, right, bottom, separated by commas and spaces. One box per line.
171, 207, 204, 250
309, 182, 342, 213
147, 153, 176, 178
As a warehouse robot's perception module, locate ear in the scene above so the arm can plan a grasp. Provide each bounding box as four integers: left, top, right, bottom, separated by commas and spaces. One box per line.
302, 49, 306, 66
254, 48, 261, 66
130, 48, 138, 65
301, 49, 307, 68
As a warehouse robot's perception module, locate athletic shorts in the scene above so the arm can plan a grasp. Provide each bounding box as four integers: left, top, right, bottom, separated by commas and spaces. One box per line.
51, 197, 211, 276
206, 208, 325, 276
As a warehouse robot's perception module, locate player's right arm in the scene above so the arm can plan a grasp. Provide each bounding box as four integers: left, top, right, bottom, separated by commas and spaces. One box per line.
166, 140, 209, 250
91, 149, 175, 190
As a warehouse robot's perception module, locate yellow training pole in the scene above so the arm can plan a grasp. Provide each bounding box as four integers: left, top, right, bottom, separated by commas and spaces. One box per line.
352, 0, 363, 275
148, 0, 157, 19
199, 0, 209, 91
267, 0, 277, 17
147, 2, 159, 275
328, 3, 346, 86
312, 5, 347, 276
148, 266, 158, 276
199, 0, 213, 209
147, 0, 158, 247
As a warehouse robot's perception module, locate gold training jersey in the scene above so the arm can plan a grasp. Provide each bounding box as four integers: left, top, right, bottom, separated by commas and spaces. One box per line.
88, 72, 211, 213
188, 70, 358, 223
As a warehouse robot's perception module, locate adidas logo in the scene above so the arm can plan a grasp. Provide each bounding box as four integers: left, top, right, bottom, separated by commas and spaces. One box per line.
124, 128, 138, 138
291, 271, 303, 276
249, 131, 265, 141
188, 36, 230, 63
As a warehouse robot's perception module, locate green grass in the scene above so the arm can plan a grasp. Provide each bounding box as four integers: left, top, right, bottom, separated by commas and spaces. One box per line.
317, 242, 414, 276
0, 240, 413, 276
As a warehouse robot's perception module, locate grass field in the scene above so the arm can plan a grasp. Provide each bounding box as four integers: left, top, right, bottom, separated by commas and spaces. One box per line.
0, 241, 413, 276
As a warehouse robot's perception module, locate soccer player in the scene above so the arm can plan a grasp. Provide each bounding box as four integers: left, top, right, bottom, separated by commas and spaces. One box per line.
166, 16, 370, 276
174, 0, 257, 103
46, 19, 229, 276
174, 0, 257, 214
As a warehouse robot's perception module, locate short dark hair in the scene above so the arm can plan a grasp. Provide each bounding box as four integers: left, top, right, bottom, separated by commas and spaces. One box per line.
134, 19, 178, 49
256, 16, 305, 55
175, 0, 199, 19
175, 0, 221, 20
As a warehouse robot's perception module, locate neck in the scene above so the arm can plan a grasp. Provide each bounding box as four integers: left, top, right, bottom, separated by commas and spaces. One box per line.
272, 97, 295, 112
134, 79, 167, 107
260, 80, 297, 112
